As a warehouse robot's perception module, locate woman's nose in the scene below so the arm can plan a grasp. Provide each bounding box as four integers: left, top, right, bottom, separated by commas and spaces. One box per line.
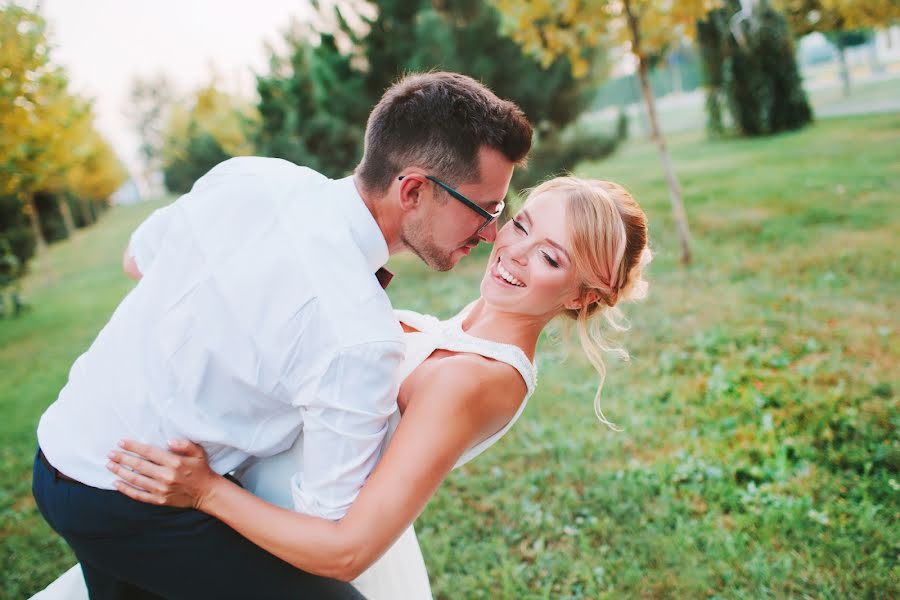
507, 241, 530, 265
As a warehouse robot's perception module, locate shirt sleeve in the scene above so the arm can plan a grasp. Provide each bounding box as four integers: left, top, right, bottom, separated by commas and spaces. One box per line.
126, 158, 258, 275
128, 203, 177, 275
290, 339, 404, 521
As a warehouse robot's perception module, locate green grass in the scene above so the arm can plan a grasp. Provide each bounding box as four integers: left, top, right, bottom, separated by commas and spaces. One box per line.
3, 113, 899, 598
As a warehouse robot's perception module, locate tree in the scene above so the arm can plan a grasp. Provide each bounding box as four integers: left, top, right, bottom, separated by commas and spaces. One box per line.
0, 4, 67, 252
698, 0, 813, 137
255, 0, 613, 190
0, 4, 125, 291
125, 74, 174, 192
161, 84, 258, 193
776, 0, 900, 96
493, 0, 718, 265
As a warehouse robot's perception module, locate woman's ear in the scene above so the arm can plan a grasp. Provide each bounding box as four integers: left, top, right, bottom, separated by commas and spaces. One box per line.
564, 289, 600, 311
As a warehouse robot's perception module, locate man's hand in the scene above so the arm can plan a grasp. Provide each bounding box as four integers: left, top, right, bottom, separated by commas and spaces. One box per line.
107, 439, 221, 510
122, 248, 142, 281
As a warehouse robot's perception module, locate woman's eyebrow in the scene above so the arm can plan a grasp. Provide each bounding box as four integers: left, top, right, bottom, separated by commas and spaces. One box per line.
520, 209, 533, 224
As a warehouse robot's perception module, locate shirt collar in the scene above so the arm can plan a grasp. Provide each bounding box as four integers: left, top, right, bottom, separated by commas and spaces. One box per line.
333, 175, 390, 273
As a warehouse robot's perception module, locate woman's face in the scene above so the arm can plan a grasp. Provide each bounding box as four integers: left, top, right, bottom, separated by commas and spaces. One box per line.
480, 190, 584, 318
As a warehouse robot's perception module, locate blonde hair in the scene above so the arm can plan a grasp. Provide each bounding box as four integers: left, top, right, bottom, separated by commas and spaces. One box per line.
528, 176, 652, 430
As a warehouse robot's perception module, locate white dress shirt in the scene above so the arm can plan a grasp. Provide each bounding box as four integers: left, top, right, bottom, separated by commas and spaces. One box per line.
37, 157, 405, 520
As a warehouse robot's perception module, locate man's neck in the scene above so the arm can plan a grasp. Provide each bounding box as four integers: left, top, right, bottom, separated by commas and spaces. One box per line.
353, 174, 406, 255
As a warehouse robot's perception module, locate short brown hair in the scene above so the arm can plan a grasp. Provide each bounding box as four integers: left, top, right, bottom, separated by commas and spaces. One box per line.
356, 72, 533, 193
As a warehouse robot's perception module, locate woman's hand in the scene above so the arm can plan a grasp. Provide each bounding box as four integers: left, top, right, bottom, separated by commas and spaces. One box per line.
106, 439, 221, 510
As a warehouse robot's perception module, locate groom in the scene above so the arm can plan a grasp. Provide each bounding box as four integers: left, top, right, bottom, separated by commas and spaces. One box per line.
32, 72, 532, 599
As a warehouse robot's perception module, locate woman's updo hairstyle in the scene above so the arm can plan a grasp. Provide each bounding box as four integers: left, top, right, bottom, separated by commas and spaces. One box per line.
528, 177, 652, 430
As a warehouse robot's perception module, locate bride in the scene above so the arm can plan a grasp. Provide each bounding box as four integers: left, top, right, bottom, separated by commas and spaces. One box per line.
33, 176, 650, 599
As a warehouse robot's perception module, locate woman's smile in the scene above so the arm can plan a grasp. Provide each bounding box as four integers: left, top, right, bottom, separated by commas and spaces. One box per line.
492, 257, 526, 287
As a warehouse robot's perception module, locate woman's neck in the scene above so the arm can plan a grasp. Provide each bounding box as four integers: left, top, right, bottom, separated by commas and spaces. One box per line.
459, 298, 550, 362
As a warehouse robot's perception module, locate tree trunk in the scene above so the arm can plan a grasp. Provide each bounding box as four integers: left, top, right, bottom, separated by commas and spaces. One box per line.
868, 37, 883, 75
80, 199, 95, 226
25, 193, 47, 254
624, 0, 692, 265
837, 40, 851, 97
629, 74, 650, 137
57, 196, 76, 238
669, 49, 683, 94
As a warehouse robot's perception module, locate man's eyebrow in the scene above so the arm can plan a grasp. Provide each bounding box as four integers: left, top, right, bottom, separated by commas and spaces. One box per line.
521, 209, 571, 263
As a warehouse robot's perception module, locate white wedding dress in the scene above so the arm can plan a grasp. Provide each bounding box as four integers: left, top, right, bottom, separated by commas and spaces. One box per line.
31, 305, 536, 600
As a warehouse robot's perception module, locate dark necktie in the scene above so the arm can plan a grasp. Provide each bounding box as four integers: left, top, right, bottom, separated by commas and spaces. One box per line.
375, 267, 394, 290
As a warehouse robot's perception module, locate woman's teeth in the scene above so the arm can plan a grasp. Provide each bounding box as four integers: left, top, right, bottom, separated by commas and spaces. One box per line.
497, 261, 525, 287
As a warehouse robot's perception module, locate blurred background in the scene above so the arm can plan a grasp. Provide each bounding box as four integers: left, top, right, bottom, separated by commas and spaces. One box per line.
2, 0, 897, 598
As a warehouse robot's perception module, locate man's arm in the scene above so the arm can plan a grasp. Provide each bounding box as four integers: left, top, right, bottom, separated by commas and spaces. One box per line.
292, 340, 405, 521
124, 203, 176, 279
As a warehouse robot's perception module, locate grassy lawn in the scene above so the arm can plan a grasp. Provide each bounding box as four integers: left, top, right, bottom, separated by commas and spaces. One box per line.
3, 113, 898, 598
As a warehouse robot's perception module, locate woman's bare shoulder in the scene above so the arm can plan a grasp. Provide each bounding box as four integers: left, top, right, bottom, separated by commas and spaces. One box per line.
405, 352, 526, 427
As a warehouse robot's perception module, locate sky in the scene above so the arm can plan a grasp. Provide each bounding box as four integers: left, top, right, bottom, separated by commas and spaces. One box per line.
40, 0, 315, 176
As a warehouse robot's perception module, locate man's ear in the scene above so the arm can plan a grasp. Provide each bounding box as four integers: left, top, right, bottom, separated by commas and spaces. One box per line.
398, 175, 427, 212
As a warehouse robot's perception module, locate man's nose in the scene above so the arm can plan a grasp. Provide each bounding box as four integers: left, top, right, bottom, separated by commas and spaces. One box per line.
477, 220, 498, 243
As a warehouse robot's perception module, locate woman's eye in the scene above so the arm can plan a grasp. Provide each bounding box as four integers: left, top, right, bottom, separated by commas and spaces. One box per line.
513, 219, 527, 234
543, 252, 560, 268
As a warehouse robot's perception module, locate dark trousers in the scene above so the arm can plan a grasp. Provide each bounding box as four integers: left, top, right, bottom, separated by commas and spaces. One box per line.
32, 449, 365, 600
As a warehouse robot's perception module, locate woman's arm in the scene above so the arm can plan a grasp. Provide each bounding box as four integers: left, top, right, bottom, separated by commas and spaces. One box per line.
109, 355, 524, 581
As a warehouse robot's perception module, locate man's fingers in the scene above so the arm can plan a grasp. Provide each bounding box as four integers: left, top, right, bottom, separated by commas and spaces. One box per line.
118, 439, 180, 468
107, 461, 167, 494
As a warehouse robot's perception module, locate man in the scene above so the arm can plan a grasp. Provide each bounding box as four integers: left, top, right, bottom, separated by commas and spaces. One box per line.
32, 72, 532, 599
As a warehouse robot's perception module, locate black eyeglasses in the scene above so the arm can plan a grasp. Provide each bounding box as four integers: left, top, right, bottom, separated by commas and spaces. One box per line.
398, 174, 505, 235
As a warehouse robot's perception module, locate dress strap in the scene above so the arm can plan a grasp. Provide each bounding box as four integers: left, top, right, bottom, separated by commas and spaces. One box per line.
393, 309, 442, 334
395, 306, 536, 396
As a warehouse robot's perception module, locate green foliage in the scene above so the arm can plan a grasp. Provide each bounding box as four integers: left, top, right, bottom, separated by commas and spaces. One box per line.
160, 85, 257, 194
254, 0, 610, 188
512, 124, 619, 191
162, 131, 232, 195
615, 107, 629, 142
0, 238, 24, 317
255, 32, 368, 178
0, 3, 125, 297
33, 191, 69, 244
592, 46, 707, 111
0, 194, 35, 270
696, 9, 728, 136
126, 74, 174, 176
698, 0, 813, 137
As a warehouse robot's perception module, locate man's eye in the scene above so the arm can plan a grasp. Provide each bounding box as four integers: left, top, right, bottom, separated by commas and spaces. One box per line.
513, 220, 527, 234
543, 252, 560, 268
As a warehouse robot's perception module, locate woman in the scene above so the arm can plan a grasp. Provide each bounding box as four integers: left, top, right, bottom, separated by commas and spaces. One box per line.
33, 176, 651, 599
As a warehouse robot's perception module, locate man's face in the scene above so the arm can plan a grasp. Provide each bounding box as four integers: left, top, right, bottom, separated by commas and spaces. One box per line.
400, 147, 515, 271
